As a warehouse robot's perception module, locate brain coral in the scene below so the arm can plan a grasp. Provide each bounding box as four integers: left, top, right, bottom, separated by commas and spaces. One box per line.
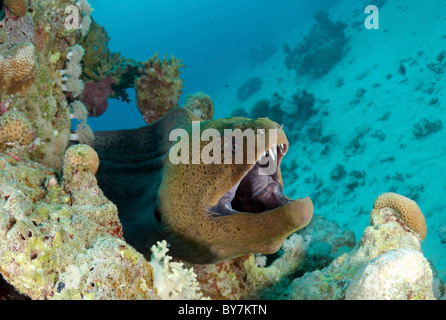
4, 0, 28, 17
0, 110, 34, 153
0, 43, 37, 95
374, 192, 427, 240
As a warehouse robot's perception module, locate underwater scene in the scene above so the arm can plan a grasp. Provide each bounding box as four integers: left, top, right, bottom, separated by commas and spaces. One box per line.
0, 0, 445, 301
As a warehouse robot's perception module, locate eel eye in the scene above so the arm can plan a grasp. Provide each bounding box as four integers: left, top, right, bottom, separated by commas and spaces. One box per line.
232, 141, 239, 153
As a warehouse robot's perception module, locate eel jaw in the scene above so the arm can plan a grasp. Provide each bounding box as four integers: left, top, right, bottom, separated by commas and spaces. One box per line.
206, 142, 314, 262
211, 143, 294, 216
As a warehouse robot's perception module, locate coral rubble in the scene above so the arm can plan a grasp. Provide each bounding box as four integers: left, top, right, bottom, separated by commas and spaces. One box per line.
0, 0, 93, 169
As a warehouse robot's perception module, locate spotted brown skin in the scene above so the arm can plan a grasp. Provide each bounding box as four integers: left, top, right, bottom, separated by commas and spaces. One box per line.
93, 108, 313, 264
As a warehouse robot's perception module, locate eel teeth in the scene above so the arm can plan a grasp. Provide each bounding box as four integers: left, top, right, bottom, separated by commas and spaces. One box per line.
261, 144, 287, 159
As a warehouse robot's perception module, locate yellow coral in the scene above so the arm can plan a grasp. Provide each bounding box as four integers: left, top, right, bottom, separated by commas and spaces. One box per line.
374, 192, 427, 240
63, 144, 99, 175
0, 43, 37, 95
4, 0, 28, 17
0, 111, 34, 150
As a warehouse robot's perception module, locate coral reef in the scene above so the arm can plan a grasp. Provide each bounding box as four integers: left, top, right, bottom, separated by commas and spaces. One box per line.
249, 97, 284, 124
79, 17, 143, 115
135, 53, 184, 124
282, 193, 439, 300
186, 215, 355, 300
289, 89, 317, 124
0, 146, 160, 300
250, 99, 270, 119
413, 118, 443, 139
236, 77, 263, 101
284, 10, 348, 77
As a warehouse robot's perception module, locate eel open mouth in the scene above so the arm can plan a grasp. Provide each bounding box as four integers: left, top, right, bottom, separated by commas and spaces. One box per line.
212, 144, 292, 215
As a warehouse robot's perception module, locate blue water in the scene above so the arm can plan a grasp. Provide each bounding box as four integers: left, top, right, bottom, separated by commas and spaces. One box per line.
87, 0, 336, 130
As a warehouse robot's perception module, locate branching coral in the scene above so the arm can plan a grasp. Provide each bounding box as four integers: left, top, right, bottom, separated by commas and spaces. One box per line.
61, 44, 85, 98
79, 18, 116, 81
78, 18, 143, 115
150, 240, 205, 300
135, 53, 184, 124
79, 18, 142, 92
284, 10, 348, 77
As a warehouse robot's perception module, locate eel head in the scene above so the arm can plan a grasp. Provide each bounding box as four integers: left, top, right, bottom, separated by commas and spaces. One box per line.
156, 117, 313, 264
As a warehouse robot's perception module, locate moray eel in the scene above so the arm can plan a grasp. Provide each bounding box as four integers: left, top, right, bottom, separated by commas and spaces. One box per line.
92, 107, 313, 264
